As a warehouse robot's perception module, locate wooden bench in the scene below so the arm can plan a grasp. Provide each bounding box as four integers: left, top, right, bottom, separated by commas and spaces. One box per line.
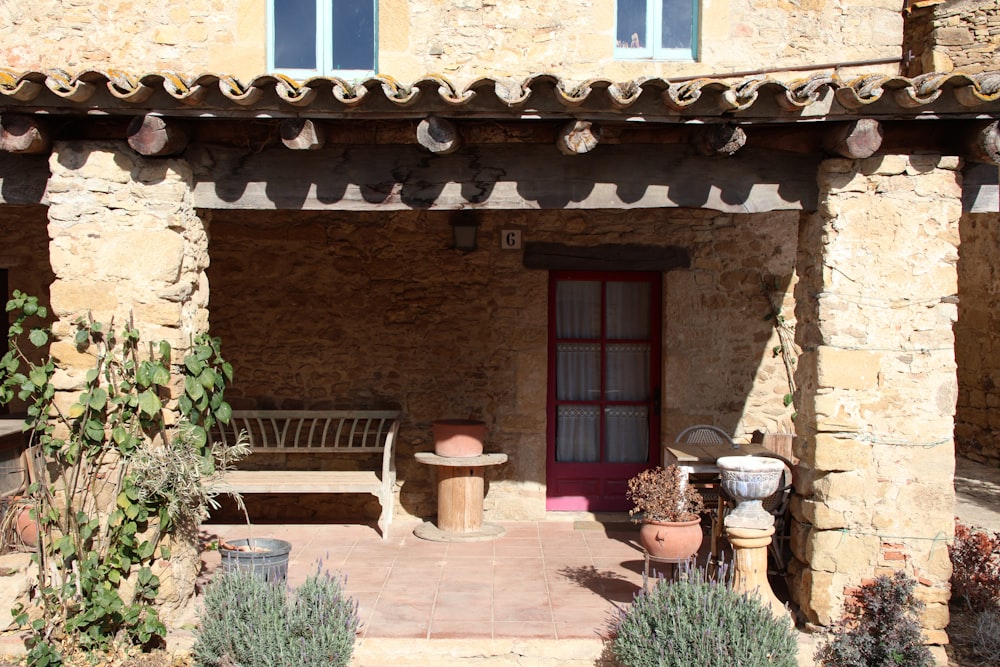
211, 409, 402, 540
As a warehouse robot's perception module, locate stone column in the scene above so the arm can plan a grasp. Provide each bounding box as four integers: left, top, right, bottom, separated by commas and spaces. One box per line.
790, 155, 959, 645
45, 140, 210, 620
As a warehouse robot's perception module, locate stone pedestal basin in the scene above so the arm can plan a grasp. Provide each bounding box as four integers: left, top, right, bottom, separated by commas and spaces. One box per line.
716, 455, 785, 529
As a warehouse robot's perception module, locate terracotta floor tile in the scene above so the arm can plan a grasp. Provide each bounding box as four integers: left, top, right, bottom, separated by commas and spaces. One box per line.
493, 620, 556, 638
429, 617, 493, 638
339, 566, 391, 592
431, 597, 493, 623
435, 582, 493, 605
195, 520, 797, 643
495, 524, 540, 539
446, 540, 496, 556
493, 557, 545, 574
554, 618, 616, 640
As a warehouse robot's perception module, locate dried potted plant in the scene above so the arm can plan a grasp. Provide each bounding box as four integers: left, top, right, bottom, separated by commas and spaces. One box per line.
627, 464, 706, 560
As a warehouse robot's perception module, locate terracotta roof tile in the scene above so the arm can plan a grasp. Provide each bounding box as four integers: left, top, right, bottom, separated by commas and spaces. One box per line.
1, 69, 999, 120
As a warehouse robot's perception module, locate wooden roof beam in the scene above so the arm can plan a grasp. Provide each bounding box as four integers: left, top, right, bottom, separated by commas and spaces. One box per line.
556, 120, 600, 155
280, 119, 326, 150
127, 114, 189, 157
823, 119, 883, 159
966, 121, 1000, 165
417, 116, 462, 154
694, 123, 746, 157
0, 114, 51, 154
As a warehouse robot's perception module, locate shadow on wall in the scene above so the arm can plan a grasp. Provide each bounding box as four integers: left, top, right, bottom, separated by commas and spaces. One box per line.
205, 207, 800, 522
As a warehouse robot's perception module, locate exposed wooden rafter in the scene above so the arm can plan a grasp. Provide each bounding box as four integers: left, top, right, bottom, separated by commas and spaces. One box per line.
416, 117, 462, 154
280, 119, 326, 150
822, 118, 883, 159
966, 121, 1000, 165
126, 114, 189, 157
0, 114, 50, 154
556, 120, 600, 155
694, 123, 746, 157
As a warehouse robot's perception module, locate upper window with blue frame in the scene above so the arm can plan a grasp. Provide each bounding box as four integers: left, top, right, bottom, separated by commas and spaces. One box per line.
269, 0, 377, 79
615, 0, 697, 61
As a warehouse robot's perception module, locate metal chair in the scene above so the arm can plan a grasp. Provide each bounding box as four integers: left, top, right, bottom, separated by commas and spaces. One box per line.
673, 424, 737, 565
674, 424, 736, 448
762, 460, 794, 575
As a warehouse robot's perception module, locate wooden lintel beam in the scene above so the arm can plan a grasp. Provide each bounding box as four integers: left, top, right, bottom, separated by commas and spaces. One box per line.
524, 242, 690, 271
965, 121, 1000, 165
280, 119, 326, 150
127, 114, 189, 157
417, 117, 462, 154
556, 120, 601, 155
823, 118, 883, 159
695, 124, 746, 157
0, 114, 51, 154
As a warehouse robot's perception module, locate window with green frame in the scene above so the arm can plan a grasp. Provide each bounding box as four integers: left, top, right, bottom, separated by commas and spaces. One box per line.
615, 0, 698, 61
269, 0, 377, 79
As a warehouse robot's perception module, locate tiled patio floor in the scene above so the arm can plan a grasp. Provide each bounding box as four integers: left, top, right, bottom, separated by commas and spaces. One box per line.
200, 518, 668, 642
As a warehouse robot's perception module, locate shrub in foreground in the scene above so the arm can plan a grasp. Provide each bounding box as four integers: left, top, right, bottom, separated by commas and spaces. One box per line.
949, 520, 1000, 611
612, 565, 798, 667
193, 567, 358, 667
815, 571, 932, 667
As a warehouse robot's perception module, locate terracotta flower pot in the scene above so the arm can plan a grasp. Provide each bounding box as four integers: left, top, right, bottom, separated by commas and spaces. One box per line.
14, 502, 38, 549
638, 518, 703, 560
432, 419, 486, 457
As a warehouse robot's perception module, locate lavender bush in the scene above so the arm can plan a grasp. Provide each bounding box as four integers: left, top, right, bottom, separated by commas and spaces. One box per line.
612, 565, 797, 667
194, 566, 358, 667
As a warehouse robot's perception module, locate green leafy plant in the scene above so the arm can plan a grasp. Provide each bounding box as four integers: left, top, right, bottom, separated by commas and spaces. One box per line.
612, 564, 798, 667
0, 291, 244, 664
761, 274, 797, 419
949, 520, 1000, 612
815, 571, 932, 667
626, 464, 705, 522
193, 567, 359, 667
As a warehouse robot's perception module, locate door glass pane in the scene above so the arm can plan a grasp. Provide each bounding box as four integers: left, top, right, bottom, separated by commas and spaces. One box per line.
606, 343, 650, 401
661, 0, 693, 50
606, 281, 650, 339
557, 343, 602, 401
332, 0, 376, 71
556, 281, 601, 338
557, 406, 600, 462
605, 406, 649, 462
274, 0, 317, 70
616, 0, 647, 49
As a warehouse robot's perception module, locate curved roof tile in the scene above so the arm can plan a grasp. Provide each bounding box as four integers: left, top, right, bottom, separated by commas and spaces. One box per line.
1, 69, 999, 119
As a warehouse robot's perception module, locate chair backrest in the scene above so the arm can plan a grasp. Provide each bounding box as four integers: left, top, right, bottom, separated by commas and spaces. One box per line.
674, 424, 735, 447
761, 463, 794, 514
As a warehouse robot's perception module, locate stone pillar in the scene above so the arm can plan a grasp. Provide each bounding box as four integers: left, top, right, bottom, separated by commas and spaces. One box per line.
46, 141, 209, 367
45, 140, 210, 620
790, 155, 959, 645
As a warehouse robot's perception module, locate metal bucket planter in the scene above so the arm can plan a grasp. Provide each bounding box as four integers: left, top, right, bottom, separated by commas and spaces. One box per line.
219, 538, 292, 583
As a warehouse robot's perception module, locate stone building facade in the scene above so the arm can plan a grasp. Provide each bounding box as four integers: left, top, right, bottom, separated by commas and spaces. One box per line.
1, 0, 999, 652
904, 0, 1000, 75
0, 0, 905, 83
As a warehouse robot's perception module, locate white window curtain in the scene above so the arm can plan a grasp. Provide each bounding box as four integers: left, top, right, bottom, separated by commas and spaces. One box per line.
555, 280, 650, 463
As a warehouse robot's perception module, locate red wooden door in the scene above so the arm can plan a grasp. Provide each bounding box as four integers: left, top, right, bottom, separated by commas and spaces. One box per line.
545, 271, 662, 511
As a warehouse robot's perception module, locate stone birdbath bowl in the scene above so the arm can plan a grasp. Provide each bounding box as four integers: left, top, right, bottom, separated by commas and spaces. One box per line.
716, 455, 785, 530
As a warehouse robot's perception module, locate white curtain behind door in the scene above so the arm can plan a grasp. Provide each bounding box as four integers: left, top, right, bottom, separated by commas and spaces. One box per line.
556, 280, 650, 463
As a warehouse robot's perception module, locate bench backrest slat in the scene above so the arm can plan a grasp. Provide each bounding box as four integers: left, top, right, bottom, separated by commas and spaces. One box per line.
213, 410, 402, 454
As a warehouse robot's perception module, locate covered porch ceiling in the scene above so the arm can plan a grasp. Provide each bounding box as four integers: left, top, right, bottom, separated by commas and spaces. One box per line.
1, 69, 998, 214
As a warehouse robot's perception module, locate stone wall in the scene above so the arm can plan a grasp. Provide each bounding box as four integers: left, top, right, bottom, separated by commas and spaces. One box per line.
903, 0, 1000, 75
790, 155, 959, 641
955, 211, 1000, 466
206, 206, 798, 522
0, 0, 902, 85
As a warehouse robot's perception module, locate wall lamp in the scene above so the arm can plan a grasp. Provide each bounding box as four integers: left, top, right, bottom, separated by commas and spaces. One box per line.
451, 212, 480, 251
